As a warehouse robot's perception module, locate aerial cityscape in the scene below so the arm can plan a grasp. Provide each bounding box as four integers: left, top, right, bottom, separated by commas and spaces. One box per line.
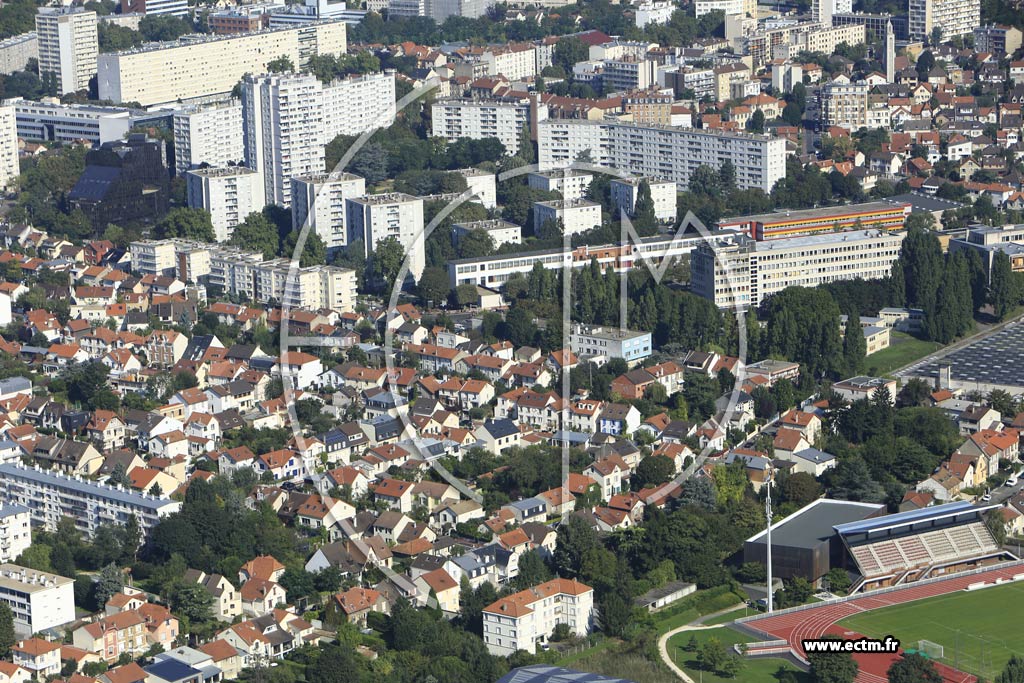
0, 0, 1023, 680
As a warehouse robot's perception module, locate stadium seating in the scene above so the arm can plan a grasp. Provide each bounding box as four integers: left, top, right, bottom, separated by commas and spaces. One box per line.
848, 521, 1000, 578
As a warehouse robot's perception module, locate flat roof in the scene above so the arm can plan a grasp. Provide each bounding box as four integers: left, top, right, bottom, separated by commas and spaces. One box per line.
886, 193, 964, 213
754, 229, 902, 251
720, 201, 907, 227
0, 463, 179, 511
747, 498, 885, 549
834, 501, 997, 536
0, 563, 74, 592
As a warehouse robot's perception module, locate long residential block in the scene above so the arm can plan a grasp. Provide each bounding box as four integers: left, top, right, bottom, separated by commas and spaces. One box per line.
538, 119, 787, 193
0, 463, 182, 540
97, 21, 347, 106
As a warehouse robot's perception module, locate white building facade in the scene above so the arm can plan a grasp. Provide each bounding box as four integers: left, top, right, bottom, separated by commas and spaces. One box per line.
533, 199, 602, 236
0, 101, 18, 192
0, 564, 75, 635
35, 7, 98, 95
482, 579, 594, 657
346, 193, 426, 281
291, 171, 367, 254
610, 177, 677, 223
172, 100, 245, 176
186, 167, 263, 243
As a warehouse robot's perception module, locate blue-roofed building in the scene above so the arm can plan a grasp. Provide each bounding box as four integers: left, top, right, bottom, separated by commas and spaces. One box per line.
144, 658, 203, 683
503, 497, 547, 525
474, 418, 522, 455
0, 463, 181, 540
835, 501, 1014, 593
152, 646, 222, 683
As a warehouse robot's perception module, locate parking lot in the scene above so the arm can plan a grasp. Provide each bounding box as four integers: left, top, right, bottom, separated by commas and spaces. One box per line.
900, 320, 1024, 393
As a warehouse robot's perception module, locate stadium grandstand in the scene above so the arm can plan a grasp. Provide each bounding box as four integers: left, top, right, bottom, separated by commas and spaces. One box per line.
835, 501, 1015, 593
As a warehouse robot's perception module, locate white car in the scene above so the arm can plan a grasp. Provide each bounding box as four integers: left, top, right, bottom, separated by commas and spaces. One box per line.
982, 493, 992, 502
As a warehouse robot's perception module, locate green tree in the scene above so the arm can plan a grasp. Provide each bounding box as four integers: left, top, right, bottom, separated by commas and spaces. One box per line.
514, 549, 552, 589
888, 653, 942, 683
746, 109, 765, 133
139, 14, 191, 42
156, 208, 216, 242
417, 267, 451, 305
168, 581, 214, 623
634, 454, 676, 489
370, 236, 405, 290
553, 36, 588, 74
824, 567, 851, 594
631, 179, 659, 235
990, 250, 1015, 320
230, 212, 280, 260
456, 228, 495, 259
93, 563, 123, 608
808, 638, 858, 683
782, 101, 803, 126
267, 55, 295, 73
0, 604, 13, 658
843, 309, 866, 376
997, 654, 1024, 683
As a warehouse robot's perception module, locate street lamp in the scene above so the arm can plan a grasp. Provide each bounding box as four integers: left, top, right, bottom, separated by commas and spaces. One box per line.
766, 469, 774, 614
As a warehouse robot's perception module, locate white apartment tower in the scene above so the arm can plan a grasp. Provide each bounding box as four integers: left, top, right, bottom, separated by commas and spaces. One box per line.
345, 193, 426, 281
811, 0, 852, 26
172, 100, 245, 176
0, 505, 31, 564
695, 0, 757, 17
186, 167, 263, 243
610, 177, 677, 224
909, 0, 979, 40
241, 73, 326, 208
321, 71, 396, 139
0, 101, 18, 192
35, 8, 98, 95
291, 171, 367, 255
431, 97, 544, 157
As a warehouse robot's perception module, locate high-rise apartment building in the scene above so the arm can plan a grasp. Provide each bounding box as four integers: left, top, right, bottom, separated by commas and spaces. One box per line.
0, 33, 39, 75
97, 21, 347, 106
119, 0, 189, 16
431, 97, 544, 157
908, 0, 979, 40
186, 167, 263, 243
0, 101, 18, 192
345, 193, 426, 282
242, 73, 326, 208
818, 77, 869, 131
172, 100, 245, 176
290, 171, 367, 255
691, 230, 905, 309
538, 119, 786, 193
811, 0, 852, 26
320, 71, 396, 139
35, 8, 98, 95
695, 0, 756, 17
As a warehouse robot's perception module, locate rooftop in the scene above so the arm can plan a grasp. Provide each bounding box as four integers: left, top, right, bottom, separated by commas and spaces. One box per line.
746, 498, 885, 549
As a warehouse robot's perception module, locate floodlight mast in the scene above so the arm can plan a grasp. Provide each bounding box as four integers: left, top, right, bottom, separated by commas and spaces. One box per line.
766, 472, 773, 614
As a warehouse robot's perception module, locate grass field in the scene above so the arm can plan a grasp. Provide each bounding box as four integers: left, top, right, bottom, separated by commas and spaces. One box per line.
865, 331, 943, 376
667, 627, 808, 683
837, 581, 1024, 680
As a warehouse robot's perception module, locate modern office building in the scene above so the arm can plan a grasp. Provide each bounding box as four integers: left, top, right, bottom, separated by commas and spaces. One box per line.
0, 506, 31, 564
483, 579, 594, 657
345, 193, 426, 281
241, 72, 326, 208
0, 563, 75, 635
533, 199, 603, 237
35, 7, 98, 95
431, 97, 544, 157
538, 119, 786, 193
452, 219, 521, 249
691, 230, 905, 309
716, 202, 911, 241
0, 101, 17, 192
96, 21, 347, 106
11, 99, 133, 144
186, 167, 263, 243
0, 463, 182, 540
321, 71, 396, 139
569, 324, 652, 363
610, 177, 677, 224
290, 171, 367, 254
172, 100, 245, 176
694, 0, 756, 17
909, 0, 979, 40
527, 170, 593, 201
0, 33, 38, 75
948, 224, 1024, 280
119, 0, 189, 16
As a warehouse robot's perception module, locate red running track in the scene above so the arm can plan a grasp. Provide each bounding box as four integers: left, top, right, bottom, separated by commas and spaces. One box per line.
741, 564, 1024, 683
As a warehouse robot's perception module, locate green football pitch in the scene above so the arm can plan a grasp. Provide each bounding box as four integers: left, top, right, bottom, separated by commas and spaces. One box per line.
837, 581, 1024, 681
